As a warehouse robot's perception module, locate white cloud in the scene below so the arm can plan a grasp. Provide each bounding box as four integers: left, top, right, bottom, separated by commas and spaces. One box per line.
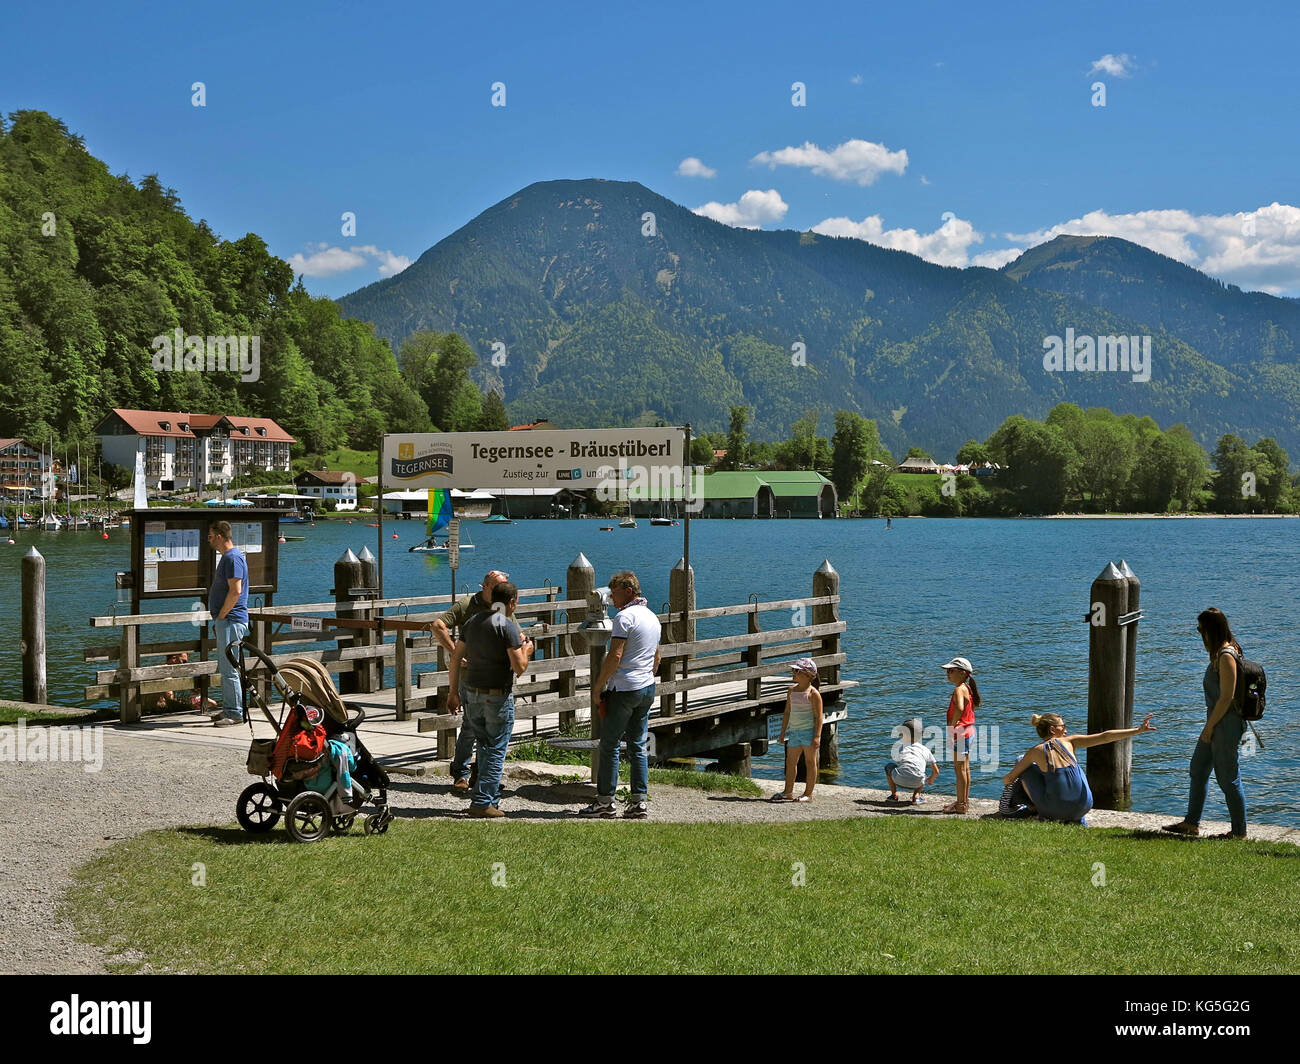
676, 156, 717, 178
751, 138, 908, 186
850, 74, 863, 85
1089, 53, 1136, 78
288, 242, 412, 279
1005, 203, 1300, 294
811, 212, 991, 267
692, 189, 789, 229
971, 247, 1024, 269
920, 175, 931, 186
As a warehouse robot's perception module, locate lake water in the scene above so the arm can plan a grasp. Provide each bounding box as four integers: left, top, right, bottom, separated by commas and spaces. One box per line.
2, 516, 1296, 826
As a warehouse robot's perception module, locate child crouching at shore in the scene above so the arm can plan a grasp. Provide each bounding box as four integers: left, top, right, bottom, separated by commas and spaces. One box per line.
886, 717, 939, 803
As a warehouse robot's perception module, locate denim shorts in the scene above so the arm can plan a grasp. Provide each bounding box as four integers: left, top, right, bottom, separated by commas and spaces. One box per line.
885, 760, 926, 790
948, 725, 975, 762
785, 728, 815, 749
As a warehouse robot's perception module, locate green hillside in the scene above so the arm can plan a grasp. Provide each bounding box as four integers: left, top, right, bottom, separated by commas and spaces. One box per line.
0, 111, 428, 453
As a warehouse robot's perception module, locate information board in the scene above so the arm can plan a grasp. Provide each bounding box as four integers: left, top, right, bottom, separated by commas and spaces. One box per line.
129, 508, 280, 607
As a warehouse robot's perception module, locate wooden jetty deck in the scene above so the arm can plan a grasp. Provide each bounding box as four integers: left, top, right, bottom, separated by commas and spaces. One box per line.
72, 556, 856, 777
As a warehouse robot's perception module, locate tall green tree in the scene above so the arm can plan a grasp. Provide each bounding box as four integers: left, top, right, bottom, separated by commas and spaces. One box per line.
478, 390, 509, 432
723, 405, 750, 470
830, 410, 883, 504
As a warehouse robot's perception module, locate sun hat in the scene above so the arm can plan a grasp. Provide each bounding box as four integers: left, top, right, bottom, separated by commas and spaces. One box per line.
940, 656, 974, 674
791, 657, 818, 675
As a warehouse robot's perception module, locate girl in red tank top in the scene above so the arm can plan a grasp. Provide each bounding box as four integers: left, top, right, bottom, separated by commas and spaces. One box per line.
940, 656, 980, 814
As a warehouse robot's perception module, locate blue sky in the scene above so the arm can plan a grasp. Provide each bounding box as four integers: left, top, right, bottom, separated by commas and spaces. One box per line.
3, 0, 1298, 297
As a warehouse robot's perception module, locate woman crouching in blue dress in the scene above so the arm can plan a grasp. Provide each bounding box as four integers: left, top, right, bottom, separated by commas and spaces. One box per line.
1000, 712, 1156, 824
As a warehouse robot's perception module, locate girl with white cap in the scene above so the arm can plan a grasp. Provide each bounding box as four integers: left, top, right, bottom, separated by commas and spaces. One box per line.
941, 656, 980, 814
774, 658, 824, 802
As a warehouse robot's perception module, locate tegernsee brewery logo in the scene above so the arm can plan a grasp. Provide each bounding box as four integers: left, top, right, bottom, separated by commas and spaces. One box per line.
391, 440, 453, 480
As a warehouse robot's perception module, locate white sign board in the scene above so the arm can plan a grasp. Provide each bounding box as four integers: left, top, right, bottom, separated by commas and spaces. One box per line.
382, 428, 685, 492
447, 518, 460, 570
290, 616, 324, 633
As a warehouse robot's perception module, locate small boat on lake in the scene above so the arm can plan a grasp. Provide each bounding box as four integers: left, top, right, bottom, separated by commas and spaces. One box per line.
409, 531, 477, 553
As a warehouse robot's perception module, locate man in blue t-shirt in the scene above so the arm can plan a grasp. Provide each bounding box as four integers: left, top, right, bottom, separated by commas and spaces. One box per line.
206, 521, 250, 726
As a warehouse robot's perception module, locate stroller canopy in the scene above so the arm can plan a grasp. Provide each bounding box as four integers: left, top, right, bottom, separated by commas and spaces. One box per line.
278, 658, 352, 726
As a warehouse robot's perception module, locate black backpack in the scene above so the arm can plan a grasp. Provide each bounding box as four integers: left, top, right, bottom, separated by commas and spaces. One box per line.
1227, 648, 1266, 721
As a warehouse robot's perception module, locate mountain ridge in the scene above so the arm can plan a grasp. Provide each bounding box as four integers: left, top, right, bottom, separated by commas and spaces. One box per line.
337, 178, 1300, 457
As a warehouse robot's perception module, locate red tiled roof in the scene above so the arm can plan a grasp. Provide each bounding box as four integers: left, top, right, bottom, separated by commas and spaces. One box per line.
295, 470, 354, 485
217, 416, 295, 443
108, 409, 197, 438
101, 409, 294, 443
508, 419, 559, 431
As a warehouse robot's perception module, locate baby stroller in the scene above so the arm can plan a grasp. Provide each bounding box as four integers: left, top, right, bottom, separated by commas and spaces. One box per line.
229, 640, 394, 843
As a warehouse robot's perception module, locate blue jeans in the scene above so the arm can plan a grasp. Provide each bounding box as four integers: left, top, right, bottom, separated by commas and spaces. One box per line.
450, 683, 475, 781
597, 685, 655, 800
465, 689, 514, 808
215, 618, 249, 721
1186, 713, 1247, 835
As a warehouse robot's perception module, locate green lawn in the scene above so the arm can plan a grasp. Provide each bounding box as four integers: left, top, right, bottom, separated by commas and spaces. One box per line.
303, 448, 378, 479
65, 815, 1296, 974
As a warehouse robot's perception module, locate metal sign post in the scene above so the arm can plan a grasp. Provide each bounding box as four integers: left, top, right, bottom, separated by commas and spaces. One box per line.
447, 517, 460, 600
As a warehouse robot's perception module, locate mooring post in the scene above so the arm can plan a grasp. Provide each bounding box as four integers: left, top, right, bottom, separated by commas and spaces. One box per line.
667, 557, 695, 716
356, 546, 381, 693
21, 547, 47, 705
1118, 559, 1140, 799
333, 549, 364, 695
813, 559, 841, 768
565, 553, 595, 733
1087, 562, 1130, 808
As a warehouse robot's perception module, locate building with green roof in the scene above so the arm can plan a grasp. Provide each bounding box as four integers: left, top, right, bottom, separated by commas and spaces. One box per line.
627, 469, 837, 518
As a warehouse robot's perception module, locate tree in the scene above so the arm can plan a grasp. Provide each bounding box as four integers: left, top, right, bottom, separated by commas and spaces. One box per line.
987, 415, 1072, 513
689, 436, 714, 466
1253, 437, 1290, 511
955, 440, 989, 465
830, 410, 881, 503
478, 390, 509, 432
858, 465, 894, 515
905, 446, 933, 460
1211, 434, 1253, 513
723, 405, 750, 470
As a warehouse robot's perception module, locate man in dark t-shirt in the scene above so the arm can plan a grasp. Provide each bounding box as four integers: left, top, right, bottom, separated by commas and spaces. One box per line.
432, 570, 509, 792
206, 521, 250, 726
447, 582, 534, 817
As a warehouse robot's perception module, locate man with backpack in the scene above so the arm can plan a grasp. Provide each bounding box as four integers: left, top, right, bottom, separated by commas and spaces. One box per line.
446, 581, 534, 818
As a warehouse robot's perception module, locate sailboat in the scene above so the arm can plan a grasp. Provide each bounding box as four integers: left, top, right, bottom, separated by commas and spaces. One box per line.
619, 500, 637, 529
650, 500, 677, 526
38, 441, 61, 530
409, 487, 477, 552
484, 494, 514, 524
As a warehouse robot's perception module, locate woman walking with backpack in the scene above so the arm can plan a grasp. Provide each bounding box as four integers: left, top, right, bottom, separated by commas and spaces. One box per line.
1163, 608, 1249, 840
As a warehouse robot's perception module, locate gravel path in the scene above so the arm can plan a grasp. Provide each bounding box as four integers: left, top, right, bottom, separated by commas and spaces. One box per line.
4, 724, 1297, 974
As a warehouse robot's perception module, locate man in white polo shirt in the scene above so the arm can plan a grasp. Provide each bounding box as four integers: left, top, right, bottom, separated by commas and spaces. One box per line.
580, 570, 661, 819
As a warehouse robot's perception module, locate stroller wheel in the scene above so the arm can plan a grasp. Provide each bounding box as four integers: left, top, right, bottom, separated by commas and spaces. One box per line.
363, 811, 391, 836
236, 782, 282, 833
285, 791, 332, 843
333, 814, 356, 833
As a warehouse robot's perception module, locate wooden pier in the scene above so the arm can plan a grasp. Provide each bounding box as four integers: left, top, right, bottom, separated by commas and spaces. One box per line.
79, 556, 854, 773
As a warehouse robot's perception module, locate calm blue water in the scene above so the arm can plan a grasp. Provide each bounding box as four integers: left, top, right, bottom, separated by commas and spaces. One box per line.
2, 516, 1296, 826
